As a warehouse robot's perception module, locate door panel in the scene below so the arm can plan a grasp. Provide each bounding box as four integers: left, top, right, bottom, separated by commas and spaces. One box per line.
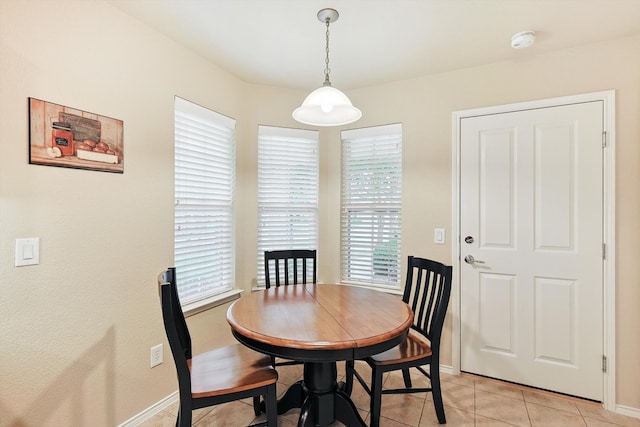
460, 102, 603, 401
480, 129, 514, 247
534, 277, 574, 363
479, 273, 515, 353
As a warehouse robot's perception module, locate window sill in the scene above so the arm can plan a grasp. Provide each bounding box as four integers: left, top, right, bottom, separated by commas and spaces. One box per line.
340, 282, 403, 296
183, 289, 244, 317
251, 283, 403, 296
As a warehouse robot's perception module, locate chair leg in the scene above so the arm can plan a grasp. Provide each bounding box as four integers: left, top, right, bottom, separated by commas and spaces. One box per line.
430, 361, 446, 424
402, 368, 412, 388
253, 396, 261, 416
265, 384, 278, 427
176, 403, 191, 427
369, 367, 384, 427
344, 360, 354, 396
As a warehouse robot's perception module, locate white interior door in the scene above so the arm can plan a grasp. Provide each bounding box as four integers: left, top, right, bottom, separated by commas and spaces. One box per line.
459, 101, 604, 401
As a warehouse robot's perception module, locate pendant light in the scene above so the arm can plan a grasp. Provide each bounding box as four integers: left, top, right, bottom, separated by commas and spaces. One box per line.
292, 8, 362, 127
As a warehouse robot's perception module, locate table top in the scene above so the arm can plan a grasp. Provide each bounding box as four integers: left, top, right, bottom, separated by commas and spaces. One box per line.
226, 284, 414, 361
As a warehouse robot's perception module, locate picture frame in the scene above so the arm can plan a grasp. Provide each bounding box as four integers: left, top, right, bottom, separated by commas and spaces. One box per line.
28, 97, 124, 173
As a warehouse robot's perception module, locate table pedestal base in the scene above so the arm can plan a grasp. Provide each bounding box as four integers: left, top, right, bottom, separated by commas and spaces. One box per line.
277, 361, 366, 427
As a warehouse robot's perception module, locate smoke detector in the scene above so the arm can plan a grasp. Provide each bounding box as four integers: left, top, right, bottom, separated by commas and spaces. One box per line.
511, 31, 536, 49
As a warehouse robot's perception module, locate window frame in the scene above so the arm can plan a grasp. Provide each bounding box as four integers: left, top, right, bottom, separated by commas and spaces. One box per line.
257, 125, 319, 287
340, 123, 403, 290
174, 97, 240, 313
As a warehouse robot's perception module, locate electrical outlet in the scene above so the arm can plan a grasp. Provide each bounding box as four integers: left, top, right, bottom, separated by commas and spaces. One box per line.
150, 344, 163, 368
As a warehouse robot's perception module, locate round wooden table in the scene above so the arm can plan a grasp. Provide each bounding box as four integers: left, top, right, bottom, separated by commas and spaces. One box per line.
227, 284, 413, 427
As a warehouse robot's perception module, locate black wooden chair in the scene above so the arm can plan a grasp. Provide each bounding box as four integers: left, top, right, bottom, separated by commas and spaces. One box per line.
264, 249, 317, 288
263, 249, 316, 369
158, 267, 278, 427
347, 256, 452, 426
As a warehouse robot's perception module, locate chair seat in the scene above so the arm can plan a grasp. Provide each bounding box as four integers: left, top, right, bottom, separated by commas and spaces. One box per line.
189, 343, 278, 398
369, 329, 432, 366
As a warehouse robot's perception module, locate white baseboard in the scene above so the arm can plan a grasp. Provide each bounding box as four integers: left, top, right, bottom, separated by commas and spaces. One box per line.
118, 391, 178, 427
440, 364, 454, 375
616, 404, 640, 420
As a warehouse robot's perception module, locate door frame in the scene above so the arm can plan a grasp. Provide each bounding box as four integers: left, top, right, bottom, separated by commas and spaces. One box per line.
450, 90, 616, 409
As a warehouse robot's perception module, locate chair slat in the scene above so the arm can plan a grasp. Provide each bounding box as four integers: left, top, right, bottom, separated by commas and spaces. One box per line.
264, 249, 316, 288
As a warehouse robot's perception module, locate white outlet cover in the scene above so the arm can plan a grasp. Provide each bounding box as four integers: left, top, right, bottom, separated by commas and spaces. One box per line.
150, 343, 163, 368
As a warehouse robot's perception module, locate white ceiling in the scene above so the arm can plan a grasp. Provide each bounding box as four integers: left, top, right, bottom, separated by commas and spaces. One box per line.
107, 0, 640, 91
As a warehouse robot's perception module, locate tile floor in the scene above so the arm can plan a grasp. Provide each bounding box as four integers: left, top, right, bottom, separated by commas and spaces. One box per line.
140, 361, 640, 426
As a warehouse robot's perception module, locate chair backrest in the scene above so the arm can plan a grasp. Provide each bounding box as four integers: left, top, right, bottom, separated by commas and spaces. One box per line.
264, 249, 317, 288
158, 268, 193, 396
402, 256, 452, 353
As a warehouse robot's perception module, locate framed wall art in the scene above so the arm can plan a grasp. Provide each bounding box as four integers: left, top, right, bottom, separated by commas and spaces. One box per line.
28, 98, 124, 173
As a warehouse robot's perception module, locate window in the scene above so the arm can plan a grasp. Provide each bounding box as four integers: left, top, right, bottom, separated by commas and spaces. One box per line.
341, 123, 402, 289
257, 126, 319, 286
174, 97, 235, 306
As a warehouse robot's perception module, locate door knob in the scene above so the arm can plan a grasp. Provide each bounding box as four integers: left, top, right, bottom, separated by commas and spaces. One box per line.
464, 255, 485, 265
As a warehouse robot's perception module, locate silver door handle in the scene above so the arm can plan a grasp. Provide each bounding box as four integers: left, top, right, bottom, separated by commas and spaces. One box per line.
464, 255, 485, 264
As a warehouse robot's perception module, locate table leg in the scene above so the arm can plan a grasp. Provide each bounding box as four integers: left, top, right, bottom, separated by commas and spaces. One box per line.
296, 361, 366, 427
276, 380, 305, 415
334, 390, 366, 426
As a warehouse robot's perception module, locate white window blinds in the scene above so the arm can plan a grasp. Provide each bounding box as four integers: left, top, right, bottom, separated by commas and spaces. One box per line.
174, 97, 236, 305
257, 126, 319, 286
341, 123, 402, 289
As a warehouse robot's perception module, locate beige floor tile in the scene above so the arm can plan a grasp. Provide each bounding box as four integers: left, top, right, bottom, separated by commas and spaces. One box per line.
137, 409, 178, 427
378, 392, 425, 426
336, 360, 352, 378
419, 404, 474, 426
475, 378, 525, 401
576, 403, 640, 426
403, 365, 434, 383
162, 400, 179, 416
378, 414, 414, 426
440, 372, 476, 388
194, 400, 257, 426
278, 409, 302, 425
252, 407, 298, 427
192, 406, 216, 425
438, 381, 475, 413
476, 414, 522, 426
277, 381, 296, 399
475, 389, 531, 427
523, 390, 580, 414
383, 370, 431, 400
349, 377, 373, 412
584, 416, 630, 427
274, 363, 303, 386
526, 401, 587, 426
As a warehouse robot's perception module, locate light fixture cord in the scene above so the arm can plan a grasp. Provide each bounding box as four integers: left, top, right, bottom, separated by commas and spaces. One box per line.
323, 18, 332, 86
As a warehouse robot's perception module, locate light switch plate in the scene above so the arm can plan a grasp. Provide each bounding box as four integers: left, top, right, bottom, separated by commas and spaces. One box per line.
15, 238, 40, 266
434, 228, 445, 244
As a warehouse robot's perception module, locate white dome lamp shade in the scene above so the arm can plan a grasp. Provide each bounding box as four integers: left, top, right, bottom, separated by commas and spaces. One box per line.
293, 85, 362, 127
292, 8, 362, 127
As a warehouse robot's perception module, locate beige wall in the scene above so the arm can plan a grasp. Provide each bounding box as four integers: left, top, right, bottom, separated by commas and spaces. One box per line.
0, 1, 638, 426
342, 37, 640, 407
